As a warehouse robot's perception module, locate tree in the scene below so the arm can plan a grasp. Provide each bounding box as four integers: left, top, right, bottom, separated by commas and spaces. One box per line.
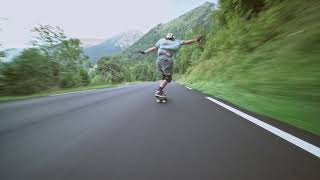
0, 47, 5, 62
80, 68, 90, 86
97, 56, 129, 83
31, 24, 90, 88
31, 25, 67, 57
0, 24, 92, 95
0, 48, 57, 95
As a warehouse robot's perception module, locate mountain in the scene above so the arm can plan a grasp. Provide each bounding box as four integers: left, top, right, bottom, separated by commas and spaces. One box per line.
123, 2, 215, 60
84, 31, 143, 63
80, 38, 105, 48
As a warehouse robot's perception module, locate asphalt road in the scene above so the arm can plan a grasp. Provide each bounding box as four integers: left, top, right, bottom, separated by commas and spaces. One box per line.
0, 82, 319, 180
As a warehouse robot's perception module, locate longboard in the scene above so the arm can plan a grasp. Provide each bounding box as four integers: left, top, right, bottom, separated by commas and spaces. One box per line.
156, 96, 167, 103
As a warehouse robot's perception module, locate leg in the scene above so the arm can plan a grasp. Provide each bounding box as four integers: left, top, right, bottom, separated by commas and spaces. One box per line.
155, 74, 171, 97
160, 75, 171, 88
155, 57, 173, 97
155, 76, 168, 97
158, 74, 171, 90
158, 58, 173, 91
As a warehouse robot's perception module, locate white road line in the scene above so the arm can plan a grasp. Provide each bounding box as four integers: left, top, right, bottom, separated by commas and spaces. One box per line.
49, 89, 98, 96
185, 86, 192, 90
48, 83, 139, 97
205, 96, 320, 158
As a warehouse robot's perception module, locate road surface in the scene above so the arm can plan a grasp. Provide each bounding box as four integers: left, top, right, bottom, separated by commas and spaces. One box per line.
0, 83, 319, 180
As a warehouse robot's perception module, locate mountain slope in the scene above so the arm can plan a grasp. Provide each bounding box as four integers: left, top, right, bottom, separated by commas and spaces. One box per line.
123, 2, 215, 60
84, 31, 143, 63
179, 0, 320, 134
92, 2, 216, 84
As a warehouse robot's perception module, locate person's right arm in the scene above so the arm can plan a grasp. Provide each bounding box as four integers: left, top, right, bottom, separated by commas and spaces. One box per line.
138, 39, 161, 54
138, 46, 157, 54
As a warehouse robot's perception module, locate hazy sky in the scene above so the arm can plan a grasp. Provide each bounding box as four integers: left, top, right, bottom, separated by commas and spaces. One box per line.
0, 0, 217, 49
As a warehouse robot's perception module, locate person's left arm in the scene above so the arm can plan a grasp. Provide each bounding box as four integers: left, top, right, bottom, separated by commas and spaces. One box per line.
182, 36, 203, 45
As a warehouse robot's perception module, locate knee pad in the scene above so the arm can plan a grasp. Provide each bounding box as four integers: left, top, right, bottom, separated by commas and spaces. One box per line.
164, 75, 172, 83
161, 74, 166, 80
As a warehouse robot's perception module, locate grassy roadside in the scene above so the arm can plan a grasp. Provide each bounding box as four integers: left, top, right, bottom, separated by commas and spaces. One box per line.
178, 32, 320, 135
0, 82, 142, 103
178, 81, 320, 135
177, 1, 320, 135
178, 30, 320, 135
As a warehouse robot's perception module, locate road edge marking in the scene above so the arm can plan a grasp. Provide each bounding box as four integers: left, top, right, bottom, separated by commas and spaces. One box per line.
49, 89, 98, 96
185, 86, 192, 90
205, 96, 320, 158
48, 83, 141, 97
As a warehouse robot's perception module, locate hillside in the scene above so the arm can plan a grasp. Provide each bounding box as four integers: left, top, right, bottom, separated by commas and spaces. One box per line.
90, 2, 216, 84
84, 31, 143, 63
178, 0, 320, 135
123, 2, 215, 61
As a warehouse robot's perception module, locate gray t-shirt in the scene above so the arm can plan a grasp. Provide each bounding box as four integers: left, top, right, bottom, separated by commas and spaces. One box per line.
155, 38, 184, 58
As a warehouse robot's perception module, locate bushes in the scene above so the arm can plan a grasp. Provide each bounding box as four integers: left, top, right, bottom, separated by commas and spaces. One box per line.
92, 55, 159, 84
96, 57, 127, 84
59, 72, 82, 88
80, 69, 90, 86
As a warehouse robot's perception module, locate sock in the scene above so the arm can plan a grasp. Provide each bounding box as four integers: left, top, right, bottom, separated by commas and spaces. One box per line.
157, 87, 163, 91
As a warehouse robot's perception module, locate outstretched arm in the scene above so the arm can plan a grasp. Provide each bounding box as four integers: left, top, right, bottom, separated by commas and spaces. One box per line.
138, 47, 157, 54
182, 36, 203, 45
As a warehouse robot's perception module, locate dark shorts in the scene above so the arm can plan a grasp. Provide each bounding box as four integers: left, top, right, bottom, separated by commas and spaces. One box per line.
156, 55, 173, 76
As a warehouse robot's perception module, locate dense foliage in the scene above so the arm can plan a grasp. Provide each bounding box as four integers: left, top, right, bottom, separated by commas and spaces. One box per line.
179, 0, 320, 134
0, 25, 90, 95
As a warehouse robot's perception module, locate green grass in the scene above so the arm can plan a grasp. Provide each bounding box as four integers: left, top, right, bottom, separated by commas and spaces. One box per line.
0, 82, 141, 103
179, 39, 320, 135
178, 81, 320, 135
178, 1, 320, 135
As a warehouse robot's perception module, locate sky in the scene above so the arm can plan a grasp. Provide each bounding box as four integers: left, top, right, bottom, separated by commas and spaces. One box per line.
0, 0, 217, 49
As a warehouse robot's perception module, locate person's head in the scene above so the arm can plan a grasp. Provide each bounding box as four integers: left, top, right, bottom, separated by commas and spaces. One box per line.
165, 33, 175, 41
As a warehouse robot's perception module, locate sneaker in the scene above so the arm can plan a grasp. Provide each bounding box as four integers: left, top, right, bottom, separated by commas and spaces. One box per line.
155, 90, 166, 98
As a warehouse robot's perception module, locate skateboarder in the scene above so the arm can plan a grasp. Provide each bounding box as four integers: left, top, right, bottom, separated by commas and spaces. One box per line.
138, 33, 203, 98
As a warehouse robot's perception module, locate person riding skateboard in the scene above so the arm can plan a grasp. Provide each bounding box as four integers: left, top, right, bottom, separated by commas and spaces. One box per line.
138, 33, 202, 98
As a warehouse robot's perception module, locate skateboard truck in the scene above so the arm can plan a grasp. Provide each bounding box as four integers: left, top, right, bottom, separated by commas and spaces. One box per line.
156, 96, 167, 103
